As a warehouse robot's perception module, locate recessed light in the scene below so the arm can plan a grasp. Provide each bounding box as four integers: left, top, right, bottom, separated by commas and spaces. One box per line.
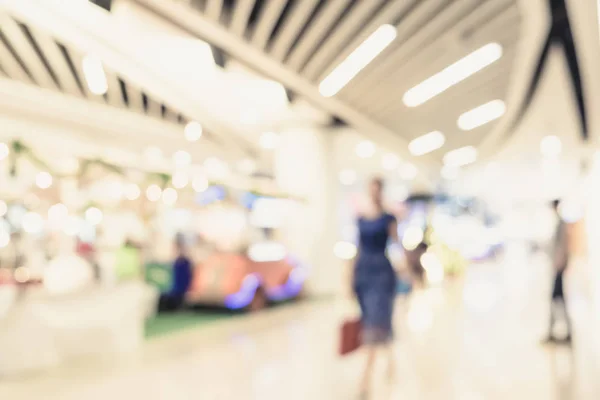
192, 175, 209, 192
85, 207, 103, 225
162, 188, 178, 206
35, 172, 53, 189
124, 183, 141, 200
184, 121, 203, 142
146, 184, 162, 202
82, 55, 108, 95
172, 172, 189, 189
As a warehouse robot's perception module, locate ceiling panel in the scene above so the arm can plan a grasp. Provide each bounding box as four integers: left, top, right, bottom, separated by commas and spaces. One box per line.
0, 9, 221, 147
132, 0, 523, 164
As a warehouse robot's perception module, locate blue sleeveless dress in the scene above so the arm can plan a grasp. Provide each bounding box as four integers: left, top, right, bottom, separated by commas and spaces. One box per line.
354, 213, 397, 344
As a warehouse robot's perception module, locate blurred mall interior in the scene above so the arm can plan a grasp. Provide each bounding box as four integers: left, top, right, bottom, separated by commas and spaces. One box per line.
1, 0, 600, 398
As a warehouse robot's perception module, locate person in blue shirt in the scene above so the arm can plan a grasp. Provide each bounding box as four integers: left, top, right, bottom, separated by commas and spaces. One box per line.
353, 178, 399, 397
158, 235, 193, 312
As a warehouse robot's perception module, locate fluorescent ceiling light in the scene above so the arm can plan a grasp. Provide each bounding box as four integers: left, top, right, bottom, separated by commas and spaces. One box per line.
408, 131, 445, 156
458, 100, 506, 131
540, 135, 562, 158
443, 146, 478, 167
184, 121, 203, 142
403, 43, 503, 107
82, 55, 108, 95
319, 24, 397, 97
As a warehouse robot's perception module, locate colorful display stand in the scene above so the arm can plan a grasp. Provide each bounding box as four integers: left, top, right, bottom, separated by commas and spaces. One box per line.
186, 252, 305, 310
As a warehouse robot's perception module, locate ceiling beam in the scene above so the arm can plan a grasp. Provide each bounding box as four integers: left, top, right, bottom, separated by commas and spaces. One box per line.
269, 0, 320, 61
301, 0, 386, 81
285, 0, 352, 71
0, 29, 33, 83
346, 0, 516, 108
105, 71, 127, 107
204, 0, 223, 22
132, 0, 433, 164
125, 83, 146, 113
3, 0, 256, 159
229, 0, 255, 37
477, 0, 550, 159
250, 0, 287, 50
0, 77, 225, 161
315, 0, 418, 81
69, 51, 107, 103
29, 26, 84, 97
0, 14, 59, 89
145, 97, 163, 119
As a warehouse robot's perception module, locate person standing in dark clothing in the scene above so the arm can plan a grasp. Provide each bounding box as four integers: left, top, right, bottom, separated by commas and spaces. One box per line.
158, 236, 193, 312
544, 199, 572, 344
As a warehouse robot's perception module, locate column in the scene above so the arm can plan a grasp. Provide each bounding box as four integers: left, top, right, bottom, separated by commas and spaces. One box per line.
274, 125, 343, 296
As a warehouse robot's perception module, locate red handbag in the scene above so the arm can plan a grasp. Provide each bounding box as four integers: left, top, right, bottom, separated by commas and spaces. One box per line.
339, 318, 362, 356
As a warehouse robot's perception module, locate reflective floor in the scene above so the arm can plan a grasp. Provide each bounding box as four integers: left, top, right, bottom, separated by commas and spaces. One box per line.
2, 248, 600, 399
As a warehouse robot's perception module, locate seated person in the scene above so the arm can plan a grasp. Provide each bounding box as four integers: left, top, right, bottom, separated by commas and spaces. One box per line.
158, 236, 192, 312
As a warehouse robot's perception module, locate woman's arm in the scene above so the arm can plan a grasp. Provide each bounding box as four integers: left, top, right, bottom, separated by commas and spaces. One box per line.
388, 215, 399, 243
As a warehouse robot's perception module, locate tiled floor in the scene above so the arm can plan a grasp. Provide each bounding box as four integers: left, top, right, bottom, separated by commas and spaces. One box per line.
1, 250, 599, 399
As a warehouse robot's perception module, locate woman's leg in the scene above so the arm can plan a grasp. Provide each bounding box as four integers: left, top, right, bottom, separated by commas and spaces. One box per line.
360, 345, 377, 395
386, 342, 396, 382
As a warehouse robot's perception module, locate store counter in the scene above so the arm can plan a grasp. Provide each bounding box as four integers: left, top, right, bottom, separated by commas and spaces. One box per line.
0, 281, 157, 376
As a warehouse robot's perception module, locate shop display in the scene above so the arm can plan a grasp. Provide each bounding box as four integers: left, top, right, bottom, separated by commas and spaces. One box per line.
186, 252, 304, 310
0, 138, 308, 374
183, 198, 305, 310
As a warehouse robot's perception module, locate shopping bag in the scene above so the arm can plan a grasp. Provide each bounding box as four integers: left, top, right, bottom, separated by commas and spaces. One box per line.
339, 318, 362, 356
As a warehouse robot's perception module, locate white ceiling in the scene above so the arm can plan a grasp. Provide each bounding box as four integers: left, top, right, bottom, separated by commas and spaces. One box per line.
131, 0, 524, 161
0, 0, 295, 170
1, 0, 600, 199
0, 10, 198, 133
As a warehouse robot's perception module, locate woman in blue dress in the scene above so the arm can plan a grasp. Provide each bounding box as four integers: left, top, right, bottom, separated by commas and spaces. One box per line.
354, 178, 399, 397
